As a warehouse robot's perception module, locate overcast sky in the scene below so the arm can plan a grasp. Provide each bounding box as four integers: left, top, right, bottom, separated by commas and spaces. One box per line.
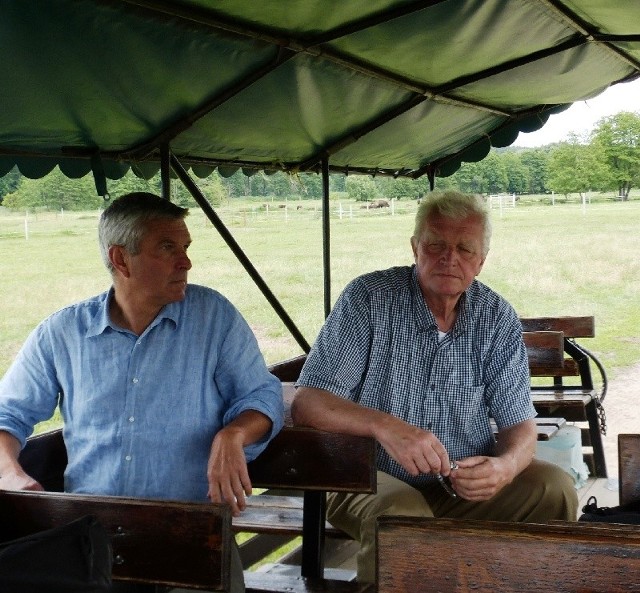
515, 77, 640, 148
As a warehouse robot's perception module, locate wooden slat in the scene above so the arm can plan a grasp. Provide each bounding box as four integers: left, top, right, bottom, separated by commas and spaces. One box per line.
523, 331, 581, 377
234, 495, 346, 537
377, 517, 640, 593
520, 316, 595, 338
523, 330, 564, 368
0, 490, 231, 590
248, 427, 376, 493
268, 356, 307, 382
245, 572, 373, 593
491, 418, 563, 441
619, 434, 640, 505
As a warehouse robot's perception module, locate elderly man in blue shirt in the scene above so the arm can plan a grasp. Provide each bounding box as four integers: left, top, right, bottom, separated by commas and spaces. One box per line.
0, 192, 284, 592
292, 190, 578, 584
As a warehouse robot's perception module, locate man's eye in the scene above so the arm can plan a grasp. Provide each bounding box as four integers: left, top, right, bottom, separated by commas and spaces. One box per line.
425, 243, 445, 253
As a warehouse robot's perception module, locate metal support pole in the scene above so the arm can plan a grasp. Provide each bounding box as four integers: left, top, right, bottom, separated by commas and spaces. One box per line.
301, 491, 326, 578
321, 158, 331, 319
160, 145, 171, 200
170, 154, 310, 353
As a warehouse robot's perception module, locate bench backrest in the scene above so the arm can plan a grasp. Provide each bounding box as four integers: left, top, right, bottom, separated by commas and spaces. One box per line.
521, 316, 597, 387
520, 315, 595, 338
17, 425, 377, 496
377, 516, 640, 593
18, 419, 376, 581
619, 433, 640, 505
0, 490, 231, 590
523, 330, 567, 376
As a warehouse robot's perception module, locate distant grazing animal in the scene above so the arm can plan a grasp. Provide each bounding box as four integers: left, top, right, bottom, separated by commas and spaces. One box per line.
368, 199, 390, 208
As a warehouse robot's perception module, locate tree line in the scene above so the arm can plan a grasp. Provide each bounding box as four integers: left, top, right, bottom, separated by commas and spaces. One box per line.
1, 111, 638, 211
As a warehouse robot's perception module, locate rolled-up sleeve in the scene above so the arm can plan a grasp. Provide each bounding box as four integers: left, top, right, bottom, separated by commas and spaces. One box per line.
216, 307, 284, 461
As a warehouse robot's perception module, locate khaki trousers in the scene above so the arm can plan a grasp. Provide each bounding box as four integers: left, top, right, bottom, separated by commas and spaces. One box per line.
327, 459, 578, 583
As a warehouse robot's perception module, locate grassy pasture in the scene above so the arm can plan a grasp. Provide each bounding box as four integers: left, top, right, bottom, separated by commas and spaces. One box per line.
1, 195, 639, 391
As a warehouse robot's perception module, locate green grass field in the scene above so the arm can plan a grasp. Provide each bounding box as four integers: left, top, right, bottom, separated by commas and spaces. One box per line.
1, 195, 639, 389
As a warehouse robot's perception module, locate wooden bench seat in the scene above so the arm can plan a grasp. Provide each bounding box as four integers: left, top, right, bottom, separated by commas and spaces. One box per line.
235, 495, 346, 538
377, 516, 640, 593
0, 489, 231, 591
491, 417, 565, 441
522, 316, 607, 477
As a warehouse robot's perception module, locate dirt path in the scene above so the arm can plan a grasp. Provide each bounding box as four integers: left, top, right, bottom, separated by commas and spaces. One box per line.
600, 361, 640, 477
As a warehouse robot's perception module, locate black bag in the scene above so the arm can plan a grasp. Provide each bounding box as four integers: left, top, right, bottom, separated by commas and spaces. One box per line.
578, 495, 640, 525
0, 514, 112, 593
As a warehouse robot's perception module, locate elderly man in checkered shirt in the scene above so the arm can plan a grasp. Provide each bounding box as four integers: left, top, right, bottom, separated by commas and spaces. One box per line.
292, 190, 578, 584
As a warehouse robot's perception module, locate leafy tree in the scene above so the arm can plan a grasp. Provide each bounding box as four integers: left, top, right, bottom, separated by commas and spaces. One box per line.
591, 111, 640, 199
345, 175, 378, 202
194, 172, 226, 207
452, 161, 487, 194
297, 173, 323, 199
480, 152, 509, 194
520, 148, 550, 194
547, 134, 609, 198
376, 177, 430, 200
0, 166, 21, 204
106, 170, 161, 199
3, 168, 102, 211
502, 152, 529, 194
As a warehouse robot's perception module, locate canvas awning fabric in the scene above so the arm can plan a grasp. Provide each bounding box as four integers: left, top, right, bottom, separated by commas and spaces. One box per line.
1, 0, 639, 184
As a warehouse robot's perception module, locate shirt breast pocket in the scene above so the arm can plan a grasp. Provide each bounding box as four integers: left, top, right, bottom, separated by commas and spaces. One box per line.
442, 382, 487, 426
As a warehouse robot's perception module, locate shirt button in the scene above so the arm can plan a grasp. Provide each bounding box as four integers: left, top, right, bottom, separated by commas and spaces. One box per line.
128, 417, 135, 423
132, 378, 139, 384
430, 384, 435, 390
125, 455, 132, 461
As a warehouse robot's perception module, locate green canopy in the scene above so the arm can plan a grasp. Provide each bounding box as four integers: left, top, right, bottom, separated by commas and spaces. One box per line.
1, 0, 639, 184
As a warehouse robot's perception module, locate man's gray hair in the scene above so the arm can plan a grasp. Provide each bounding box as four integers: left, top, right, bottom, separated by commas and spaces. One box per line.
413, 191, 492, 257
98, 192, 189, 273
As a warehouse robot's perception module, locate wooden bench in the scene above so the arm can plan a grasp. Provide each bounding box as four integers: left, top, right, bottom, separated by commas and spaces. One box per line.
377, 516, 640, 593
18, 426, 374, 593
17, 363, 376, 593
0, 489, 231, 591
619, 433, 640, 505
521, 316, 607, 477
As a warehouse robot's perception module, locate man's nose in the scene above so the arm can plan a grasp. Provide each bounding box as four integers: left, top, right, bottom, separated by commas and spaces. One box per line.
439, 246, 457, 263
177, 252, 192, 270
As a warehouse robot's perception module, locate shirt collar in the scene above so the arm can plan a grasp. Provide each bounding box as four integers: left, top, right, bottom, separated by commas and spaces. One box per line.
86, 287, 181, 338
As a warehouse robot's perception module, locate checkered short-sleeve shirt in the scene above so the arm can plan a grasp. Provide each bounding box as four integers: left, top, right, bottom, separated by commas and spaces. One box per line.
297, 265, 534, 486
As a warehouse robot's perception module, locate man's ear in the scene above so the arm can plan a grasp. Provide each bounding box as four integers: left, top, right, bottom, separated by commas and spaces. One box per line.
109, 245, 131, 278
410, 236, 418, 260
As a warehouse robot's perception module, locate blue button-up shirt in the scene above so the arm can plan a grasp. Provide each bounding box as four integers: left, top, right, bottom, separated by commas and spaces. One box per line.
297, 266, 533, 487
0, 284, 284, 501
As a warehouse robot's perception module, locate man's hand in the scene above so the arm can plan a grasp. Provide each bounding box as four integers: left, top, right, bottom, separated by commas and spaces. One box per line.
0, 469, 44, 492
448, 456, 516, 500
449, 420, 537, 500
206, 410, 273, 517
0, 431, 44, 492
375, 416, 453, 477
206, 426, 252, 516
